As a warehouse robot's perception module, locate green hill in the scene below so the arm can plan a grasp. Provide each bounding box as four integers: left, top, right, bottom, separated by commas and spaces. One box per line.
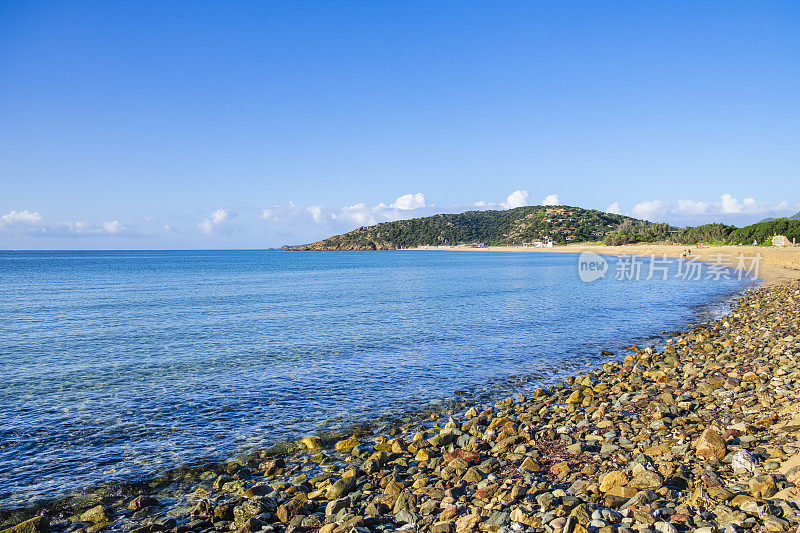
726, 218, 800, 245
287, 206, 674, 250
287, 205, 800, 250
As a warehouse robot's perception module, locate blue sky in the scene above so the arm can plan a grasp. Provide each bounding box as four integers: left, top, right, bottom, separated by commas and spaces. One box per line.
1, 1, 798, 249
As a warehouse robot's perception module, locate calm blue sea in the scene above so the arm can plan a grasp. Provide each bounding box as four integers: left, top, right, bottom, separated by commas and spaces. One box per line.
0, 250, 750, 507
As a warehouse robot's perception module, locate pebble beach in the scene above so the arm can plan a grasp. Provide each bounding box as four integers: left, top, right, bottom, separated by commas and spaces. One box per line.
4, 261, 800, 533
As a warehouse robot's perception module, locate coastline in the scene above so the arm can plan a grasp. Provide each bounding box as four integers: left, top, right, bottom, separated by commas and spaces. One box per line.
407, 244, 800, 287
4, 274, 800, 533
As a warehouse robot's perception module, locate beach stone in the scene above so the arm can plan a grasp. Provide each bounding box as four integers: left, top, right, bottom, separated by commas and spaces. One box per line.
629, 470, 663, 491
654, 522, 678, 533
276, 499, 311, 524
334, 436, 359, 451
569, 503, 593, 524
750, 474, 778, 498
233, 496, 276, 527
431, 521, 455, 533
566, 391, 582, 405
519, 457, 539, 472
393, 490, 417, 516
79, 505, 109, 524
326, 476, 356, 500
259, 457, 284, 476
0, 517, 49, 533
696, 427, 727, 460
301, 436, 321, 450
509, 507, 537, 526
455, 513, 481, 532
128, 495, 159, 510
599, 471, 628, 493
237, 517, 264, 533
731, 449, 758, 475
325, 497, 351, 517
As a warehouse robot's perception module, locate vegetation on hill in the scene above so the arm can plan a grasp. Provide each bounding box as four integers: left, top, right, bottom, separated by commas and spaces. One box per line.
288, 206, 675, 250
726, 219, 800, 245
288, 207, 800, 250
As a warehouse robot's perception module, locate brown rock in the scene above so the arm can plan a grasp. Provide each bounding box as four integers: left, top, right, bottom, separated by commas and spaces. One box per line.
128, 496, 159, 510
695, 427, 727, 461
455, 513, 481, 532
750, 474, 778, 498
599, 471, 628, 493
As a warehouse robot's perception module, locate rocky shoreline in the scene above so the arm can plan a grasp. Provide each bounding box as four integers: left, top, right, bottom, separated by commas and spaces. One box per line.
5, 282, 800, 533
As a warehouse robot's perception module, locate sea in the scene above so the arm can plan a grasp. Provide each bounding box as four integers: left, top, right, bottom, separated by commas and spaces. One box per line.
0, 250, 753, 508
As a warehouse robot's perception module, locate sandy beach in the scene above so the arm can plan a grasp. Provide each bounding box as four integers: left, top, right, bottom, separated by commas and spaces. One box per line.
410, 244, 800, 287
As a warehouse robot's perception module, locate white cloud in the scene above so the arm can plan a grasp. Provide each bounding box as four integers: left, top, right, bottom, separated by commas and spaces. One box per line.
541, 194, 560, 206
473, 200, 491, 208
391, 193, 427, 210
677, 199, 710, 215
501, 190, 530, 209
198, 209, 232, 235
632, 200, 667, 221
1, 210, 43, 225
720, 194, 759, 214
306, 206, 324, 223
102, 220, 123, 234
332, 204, 378, 226
605, 202, 622, 215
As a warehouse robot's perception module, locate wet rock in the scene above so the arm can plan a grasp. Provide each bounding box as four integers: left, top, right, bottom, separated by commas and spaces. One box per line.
0, 516, 49, 533
326, 476, 356, 500
233, 496, 276, 527
79, 505, 109, 525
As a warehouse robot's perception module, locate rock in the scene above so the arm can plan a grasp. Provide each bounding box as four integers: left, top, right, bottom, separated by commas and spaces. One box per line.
393, 490, 418, 516
276, 499, 310, 524
326, 476, 356, 500
655, 522, 678, 533
242, 484, 271, 498
128, 495, 159, 510
0, 516, 49, 533
629, 470, 664, 491
566, 390, 582, 405
431, 521, 455, 533
233, 497, 277, 527
509, 507, 537, 526
750, 474, 778, 498
300, 436, 321, 450
519, 457, 539, 472
259, 457, 284, 476
731, 449, 758, 475
237, 517, 264, 533
79, 505, 109, 524
325, 497, 351, 517
395, 509, 418, 525
455, 513, 481, 532
696, 427, 727, 461
569, 503, 593, 525
334, 436, 359, 451
599, 471, 628, 493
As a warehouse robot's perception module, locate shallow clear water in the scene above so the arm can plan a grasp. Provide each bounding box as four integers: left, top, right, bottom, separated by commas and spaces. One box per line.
0, 250, 749, 507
